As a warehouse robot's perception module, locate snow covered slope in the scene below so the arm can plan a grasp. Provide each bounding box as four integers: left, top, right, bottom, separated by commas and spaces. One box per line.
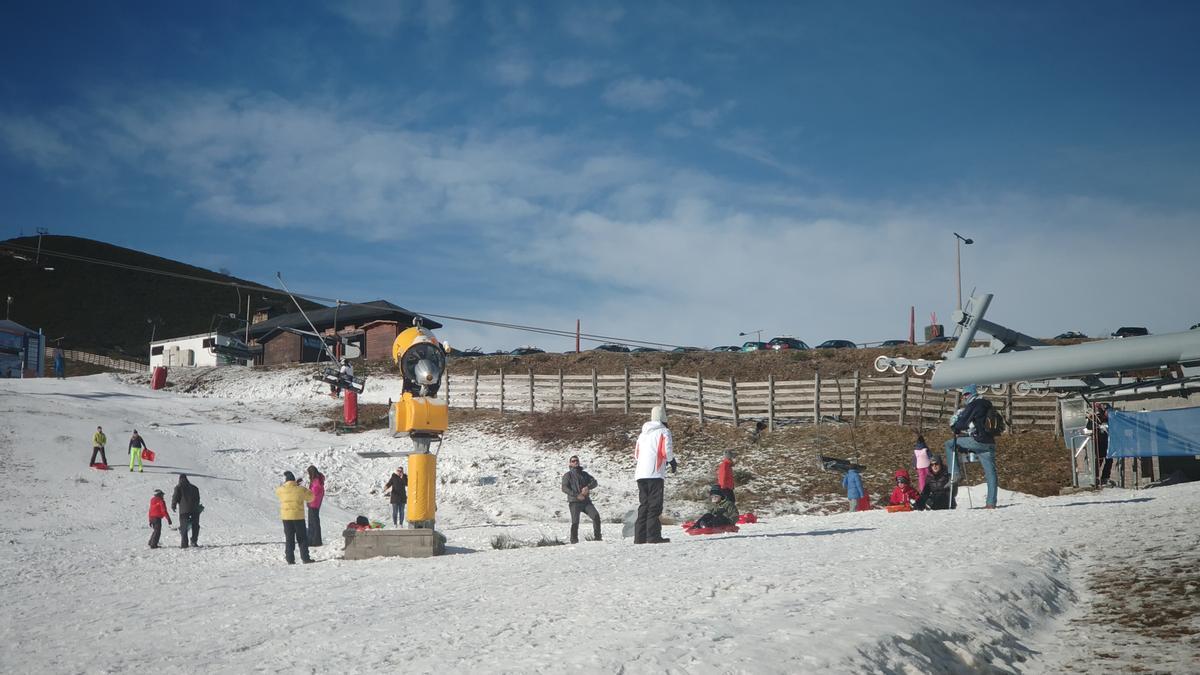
1, 373, 1196, 673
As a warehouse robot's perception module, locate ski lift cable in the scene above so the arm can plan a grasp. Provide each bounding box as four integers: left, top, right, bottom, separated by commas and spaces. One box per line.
1, 242, 678, 349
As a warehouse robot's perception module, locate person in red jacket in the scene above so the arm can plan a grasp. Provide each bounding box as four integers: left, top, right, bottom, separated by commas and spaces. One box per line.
889, 469, 921, 507
148, 489, 172, 549
716, 450, 736, 506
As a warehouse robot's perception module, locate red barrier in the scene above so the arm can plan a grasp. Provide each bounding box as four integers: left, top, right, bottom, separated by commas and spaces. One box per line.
344, 389, 358, 426
151, 367, 168, 390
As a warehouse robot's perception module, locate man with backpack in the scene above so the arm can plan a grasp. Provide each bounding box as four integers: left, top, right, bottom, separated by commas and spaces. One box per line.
943, 384, 1002, 509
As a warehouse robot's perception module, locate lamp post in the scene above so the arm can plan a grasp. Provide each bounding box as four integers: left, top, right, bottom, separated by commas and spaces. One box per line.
738, 329, 763, 343
954, 232, 974, 310
5, 296, 11, 320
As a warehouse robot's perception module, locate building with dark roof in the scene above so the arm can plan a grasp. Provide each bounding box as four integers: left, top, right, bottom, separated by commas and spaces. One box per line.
248, 300, 441, 365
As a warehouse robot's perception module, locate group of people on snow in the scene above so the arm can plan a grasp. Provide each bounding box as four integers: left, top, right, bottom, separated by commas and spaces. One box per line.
845, 384, 1001, 512
275, 467, 324, 564
146, 474, 202, 549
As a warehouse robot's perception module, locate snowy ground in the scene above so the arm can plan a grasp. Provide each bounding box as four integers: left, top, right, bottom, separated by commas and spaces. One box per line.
1, 371, 1197, 673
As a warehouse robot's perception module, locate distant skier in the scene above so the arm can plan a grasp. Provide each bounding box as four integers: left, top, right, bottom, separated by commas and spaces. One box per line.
305, 465, 325, 547
843, 467, 867, 512
128, 430, 146, 472
171, 474, 201, 548
276, 471, 315, 564
384, 466, 408, 527
148, 489, 172, 549
53, 343, 65, 379
716, 450, 736, 506
686, 485, 738, 531
90, 426, 108, 466
561, 455, 601, 544
633, 406, 676, 545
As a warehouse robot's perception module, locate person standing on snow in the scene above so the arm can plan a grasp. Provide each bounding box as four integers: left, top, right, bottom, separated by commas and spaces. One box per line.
843, 467, 866, 512
561, 455, 602, 544
912, 436, 931, 493
383, 466, 408, 527
53, 342, 65, 379
148, 489, 172, 549
128, 430, 146, 472
305, 465, 325, 547
633, 406, 676, 545
716, 450, 736, 506
943, 384, 1000, 509
171, 474, 201, 548
276, 471, 315, 564
90, 426, 108, 467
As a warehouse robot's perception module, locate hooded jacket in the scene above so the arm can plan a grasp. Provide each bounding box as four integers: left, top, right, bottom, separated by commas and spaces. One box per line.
148, 494, 169, 520
842, 469, 865, 500
307, 474, 325, 509
172, 476, 201, 515
634, 421, 675, 480
561, 467, 598, 503
889, 470, 920, 505
276, 481, 314, 521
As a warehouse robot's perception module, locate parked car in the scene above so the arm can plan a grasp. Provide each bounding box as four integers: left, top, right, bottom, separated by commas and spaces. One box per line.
1110, 326, 1149, 338
766, 337, 810, 351
1192, 322, 1200, 330
1054, 331, 1088, 340
510, 346, 545, 355
879, 339, 914, 348
449, 348, 485, 358
631, 346, 661, 353
816, 339, 857, 349
741, 341, 770, 352
672, 346, 703, 352
592, 344, 630, 353
710, 345, 741, 352
925, 336, 957, 345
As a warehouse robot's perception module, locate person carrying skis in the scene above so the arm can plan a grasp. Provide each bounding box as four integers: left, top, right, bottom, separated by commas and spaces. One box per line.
90, 426, 108, 467
942, 384, 1000, 509
843, 467, 867, 512
148, 489, 172, 548
128, 430, 146, 472
716, 450, 736, 506
633, 406, 676, 544
276, 471, 315, 564
561, 455, 602, 544
687, 485, 738, 531
384, 466, 408, 527
305, 465, 325, 547
171, 474, 201, 548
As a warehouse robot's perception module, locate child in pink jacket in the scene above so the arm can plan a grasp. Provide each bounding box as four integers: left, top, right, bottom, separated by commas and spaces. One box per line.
913, 436, 932, 492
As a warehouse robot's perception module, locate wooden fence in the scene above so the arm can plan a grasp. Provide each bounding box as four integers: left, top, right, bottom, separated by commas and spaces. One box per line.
50, 349, 147, 374
446, 368, 1060, 433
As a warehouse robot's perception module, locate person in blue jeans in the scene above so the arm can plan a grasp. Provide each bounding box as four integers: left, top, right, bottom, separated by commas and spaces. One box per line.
943, 384, 999, 508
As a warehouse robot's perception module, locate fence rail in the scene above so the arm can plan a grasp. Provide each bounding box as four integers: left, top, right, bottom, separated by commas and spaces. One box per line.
447, 368, 1060, 433
50, 349, 147, 374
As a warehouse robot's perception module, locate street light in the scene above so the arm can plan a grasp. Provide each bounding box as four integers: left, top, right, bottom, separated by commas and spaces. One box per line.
738, 329, 763, 343
953, 232, 974, 310
5, 296, 11, 320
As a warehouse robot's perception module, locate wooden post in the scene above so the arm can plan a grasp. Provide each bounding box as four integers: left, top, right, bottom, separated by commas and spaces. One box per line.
591, 368, 598, 414
852, 370, 861, 423
1005, 386, 1014, 433
660, 367, 667, 408
813, 372, 821, 425
768, 374, 775, 432
472, 368, 479, 410
443, 370, 450, 407
1053, 400, 1062, 438
558, 368, 564, 412
499, 367, 505, 415
730, 377, 739, 427
697, 373, 705, 426
899, 371, 909, 425
624, 366, 631, 414
528, 368, 534, 413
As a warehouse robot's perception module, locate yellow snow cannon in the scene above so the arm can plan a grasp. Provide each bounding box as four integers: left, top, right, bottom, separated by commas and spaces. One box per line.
391, 325, 448, 529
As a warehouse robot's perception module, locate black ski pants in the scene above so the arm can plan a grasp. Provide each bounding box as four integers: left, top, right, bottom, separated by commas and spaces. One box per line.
569, 501, 602, 543
90, 446, 108, 465
149, 518, 163, 548
283, 519, 311, 563
179, 512, 200, 547
635, 478, 665, 544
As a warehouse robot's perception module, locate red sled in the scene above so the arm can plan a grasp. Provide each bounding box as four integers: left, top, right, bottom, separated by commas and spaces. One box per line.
90, 463, 110, 470
736, 513, 758, 524
886, 503, 913, 513
141, 448, 156, 462
681, 521, 740, 536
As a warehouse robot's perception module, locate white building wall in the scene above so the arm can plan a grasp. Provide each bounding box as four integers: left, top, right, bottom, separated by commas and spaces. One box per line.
149, 333, 241, 369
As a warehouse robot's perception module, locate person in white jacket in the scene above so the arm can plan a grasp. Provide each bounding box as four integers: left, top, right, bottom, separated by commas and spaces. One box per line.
633, 406, 676, 544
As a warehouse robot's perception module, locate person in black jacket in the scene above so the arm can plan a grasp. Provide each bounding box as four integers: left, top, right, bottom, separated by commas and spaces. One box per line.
561, 455, 601, 544
914, 456, 956, 510
384, 467, 408, 527
942, 384, 999, 508
171, 474, 202, 548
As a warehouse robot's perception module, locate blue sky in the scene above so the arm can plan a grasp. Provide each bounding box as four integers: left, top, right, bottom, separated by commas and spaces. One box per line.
2, 1, 1198, 350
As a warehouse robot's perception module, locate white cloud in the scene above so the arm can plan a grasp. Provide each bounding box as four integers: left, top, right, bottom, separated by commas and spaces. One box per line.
602, 76, 699, 111
490, 54, 534, 86
543, 60, 601, 88
0, 114, 77, 171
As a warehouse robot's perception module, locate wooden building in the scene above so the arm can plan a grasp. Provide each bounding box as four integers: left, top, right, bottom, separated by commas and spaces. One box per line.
248, 300, 440, 365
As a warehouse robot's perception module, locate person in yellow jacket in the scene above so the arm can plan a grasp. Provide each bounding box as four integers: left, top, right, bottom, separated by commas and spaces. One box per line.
276, 471, 315, 564
90, 426, 108, 466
